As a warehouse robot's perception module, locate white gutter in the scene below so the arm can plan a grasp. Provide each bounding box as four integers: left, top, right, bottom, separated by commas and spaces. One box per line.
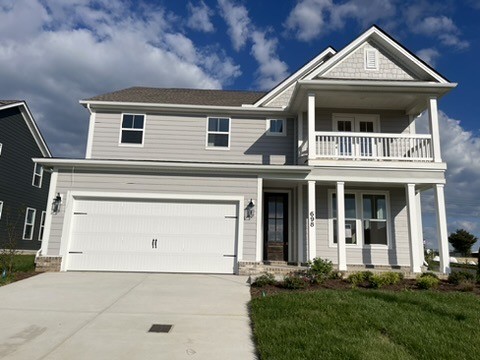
297, 79, 457, 90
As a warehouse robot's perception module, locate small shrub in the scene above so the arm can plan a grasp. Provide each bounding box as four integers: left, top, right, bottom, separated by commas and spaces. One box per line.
416, 274, 440, 290
448, 271, 475, 285
458, 280, 475, 292
420, 272, 439, 279
251, 273, 276, 287
347, 271, 373, 287
369, 272, 403, 289
282, 273, 309, 290
308, 258, 333, 278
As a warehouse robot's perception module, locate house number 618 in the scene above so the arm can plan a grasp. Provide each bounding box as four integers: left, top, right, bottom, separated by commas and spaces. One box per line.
309, 211, 315, 227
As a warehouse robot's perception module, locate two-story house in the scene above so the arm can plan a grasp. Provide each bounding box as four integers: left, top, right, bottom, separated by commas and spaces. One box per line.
35, 26, 455, 274
0, 101, 51, 251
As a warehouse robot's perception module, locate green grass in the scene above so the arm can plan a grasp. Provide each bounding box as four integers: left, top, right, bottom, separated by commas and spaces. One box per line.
251, 290, 480, 360
12, 254, 36, 272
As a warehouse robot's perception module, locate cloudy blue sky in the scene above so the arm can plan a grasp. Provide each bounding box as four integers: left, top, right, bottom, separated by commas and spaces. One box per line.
0, 0, 479, 249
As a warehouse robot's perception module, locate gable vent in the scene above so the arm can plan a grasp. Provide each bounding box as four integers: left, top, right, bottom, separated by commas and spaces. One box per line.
365, 49, 378, 70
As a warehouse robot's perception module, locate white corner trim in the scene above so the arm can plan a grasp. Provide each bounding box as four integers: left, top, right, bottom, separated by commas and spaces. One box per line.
40, 170, 58, 255
255, 177, 263, 262
85, 108, 96, 158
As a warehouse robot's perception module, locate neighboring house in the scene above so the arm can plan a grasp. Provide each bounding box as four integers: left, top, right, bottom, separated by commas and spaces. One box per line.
35, 26, 455, 274
0, 101, 51, 251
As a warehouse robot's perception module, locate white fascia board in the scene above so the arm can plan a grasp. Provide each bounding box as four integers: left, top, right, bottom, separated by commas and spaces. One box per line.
0, 102, 52, 157
32, 158, 313, 174
252, 47, 337, 107
79, 100, 289, 115
297, 79, 457, 92
304, 26, 450, 84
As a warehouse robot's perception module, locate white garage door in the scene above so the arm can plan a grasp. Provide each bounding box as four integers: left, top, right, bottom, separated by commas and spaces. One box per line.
66, 198, 238, 274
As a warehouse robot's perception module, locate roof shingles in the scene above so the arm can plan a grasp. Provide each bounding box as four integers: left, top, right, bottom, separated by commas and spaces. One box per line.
85, 87, 266, 106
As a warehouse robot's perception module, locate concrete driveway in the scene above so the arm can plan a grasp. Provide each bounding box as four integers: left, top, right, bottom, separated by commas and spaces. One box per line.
0, 272, 256, 360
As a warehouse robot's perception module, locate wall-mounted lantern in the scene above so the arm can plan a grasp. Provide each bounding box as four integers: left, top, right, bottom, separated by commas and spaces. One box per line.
245, 199, 255, 220
52, 193, 62, 214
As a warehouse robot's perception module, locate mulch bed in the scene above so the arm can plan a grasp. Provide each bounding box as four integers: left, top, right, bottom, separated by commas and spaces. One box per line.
250, 278, 480, 299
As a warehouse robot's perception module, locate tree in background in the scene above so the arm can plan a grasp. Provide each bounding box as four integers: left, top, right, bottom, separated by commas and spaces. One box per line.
448, 229, 478, 257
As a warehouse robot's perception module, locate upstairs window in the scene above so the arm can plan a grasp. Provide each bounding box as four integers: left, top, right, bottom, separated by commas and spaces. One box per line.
364, 48, 378, 70
120, 114, 145, 145
266, 119, 286, 136
206, 117, 230, 149
23, 207, 36, 240
32, 163, 43, 188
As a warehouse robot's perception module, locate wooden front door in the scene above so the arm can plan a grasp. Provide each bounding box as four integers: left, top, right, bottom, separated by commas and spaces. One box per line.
264, 193, 288, 261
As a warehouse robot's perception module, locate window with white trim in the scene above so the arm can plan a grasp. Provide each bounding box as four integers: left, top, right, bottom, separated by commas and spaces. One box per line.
266, 119, 286, 136
120, 114, 145, 145
0, 143, 3, 156
365, 48, 379, 70
38, 211, 46, 241
0, 201, 3, 220
32, 163, 43, 188
206, 117, 230, 148
22, 208, 36, 240
329, 191, 390, 247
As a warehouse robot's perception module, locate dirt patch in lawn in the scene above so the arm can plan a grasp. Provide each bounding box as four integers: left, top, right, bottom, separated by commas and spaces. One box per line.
250, 278, 480, 299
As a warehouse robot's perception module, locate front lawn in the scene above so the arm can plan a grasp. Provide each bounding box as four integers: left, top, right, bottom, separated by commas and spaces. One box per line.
0, 254, 37, 285
251, 290, 480, 360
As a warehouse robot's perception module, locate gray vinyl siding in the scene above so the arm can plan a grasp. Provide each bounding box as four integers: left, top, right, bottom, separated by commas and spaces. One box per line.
0, 107, 50, 250
91, 112, 294, 165
47, 169, 258, 261
314, 185, 410, 266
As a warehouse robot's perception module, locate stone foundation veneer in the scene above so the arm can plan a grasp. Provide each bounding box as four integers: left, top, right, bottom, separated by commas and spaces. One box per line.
35, 256, 62, 272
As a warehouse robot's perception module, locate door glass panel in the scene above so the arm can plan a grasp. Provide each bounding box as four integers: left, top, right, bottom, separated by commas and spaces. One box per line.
359, 121, 374, 132
337, 120, 352, 132
268, 201, 276, 218
275, 199, 284, 218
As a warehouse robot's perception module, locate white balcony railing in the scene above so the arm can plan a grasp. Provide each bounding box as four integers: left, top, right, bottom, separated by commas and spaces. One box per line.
315, 132, 433, 161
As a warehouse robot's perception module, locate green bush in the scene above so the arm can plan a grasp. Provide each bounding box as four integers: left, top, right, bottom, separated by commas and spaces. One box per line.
416, 274, 440, 289
347, 271, 373, 287
369, 272, 403, 289
308, 258, 333, 278
420, 272, 439, 279
448, 271, 475, 285
251, 273, 277, 287
282, 273, 309, 290
458, 280, 475, 292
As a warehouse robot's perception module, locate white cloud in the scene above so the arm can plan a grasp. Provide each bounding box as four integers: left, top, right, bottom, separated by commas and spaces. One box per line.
0, 0, 241, 157
415, 16, 457, 35
416, 48, 440, 66
217, 0, 250, 51
284, 0, 332, 41
187, 1, 214, 33
250, 31, 289, 90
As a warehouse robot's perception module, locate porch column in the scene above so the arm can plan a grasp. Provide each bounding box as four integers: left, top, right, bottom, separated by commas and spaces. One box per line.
336, 181, 347, 271
428, 97, 442, 162
416, 191, 425, 266
307, 181, 316, 261
297, 183, 304, 263
406, 184, 422, 273
255, 177, 263, 262
434, 184, 450, 273
308, 93, 316, 161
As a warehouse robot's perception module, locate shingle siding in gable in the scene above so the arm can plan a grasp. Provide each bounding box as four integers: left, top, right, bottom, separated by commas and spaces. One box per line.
0, 107, 50, 250
264, 83, 296, 108
321, 41, 416, 81
91, 112, 295, 165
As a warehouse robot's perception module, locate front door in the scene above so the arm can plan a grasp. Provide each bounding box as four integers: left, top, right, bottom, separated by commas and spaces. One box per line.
264, 193, 288, 261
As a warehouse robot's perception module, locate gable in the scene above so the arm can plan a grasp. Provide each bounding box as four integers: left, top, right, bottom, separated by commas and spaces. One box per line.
320, 40, 416, 81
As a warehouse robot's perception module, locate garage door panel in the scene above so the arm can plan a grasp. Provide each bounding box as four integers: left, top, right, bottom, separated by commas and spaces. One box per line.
66, 198, 238, 274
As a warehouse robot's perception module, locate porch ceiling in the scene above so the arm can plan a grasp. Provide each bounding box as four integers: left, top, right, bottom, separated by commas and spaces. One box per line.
289, 80, 456, 115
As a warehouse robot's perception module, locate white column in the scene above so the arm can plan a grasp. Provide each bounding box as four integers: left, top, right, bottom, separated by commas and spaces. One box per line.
255, 177, 263, 262
308, 93, 316, 161
85, 110, 96, 159
307, 181, 316, 261
428, 97, 442, 162
297, 112, 304, 162
297, 184, 304, 263
416, 191, 425, 266
336, 182, 347, 271
434, 184, 450, 274
406, 184, 421, 273
40, 169, 58, 256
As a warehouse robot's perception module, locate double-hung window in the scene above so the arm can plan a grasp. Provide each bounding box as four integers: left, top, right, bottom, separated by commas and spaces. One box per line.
332, 193, 358, 244
23, 207, 36, 240
206, 117, 230, 149
38, 211, 46, 241
32, 163, 43, 188
120, 114, 145, 145
362, 194, 387, 245
266, 119, 286, 136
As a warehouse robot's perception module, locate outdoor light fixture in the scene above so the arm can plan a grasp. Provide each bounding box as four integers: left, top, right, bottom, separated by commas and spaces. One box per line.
52, 193, 62, 214
245, 199, 255, 220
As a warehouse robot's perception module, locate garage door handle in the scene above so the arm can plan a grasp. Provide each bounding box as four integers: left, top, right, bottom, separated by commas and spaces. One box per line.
223, 254, 237, 258
69, 251, 83, 254
225, 216, 238, 219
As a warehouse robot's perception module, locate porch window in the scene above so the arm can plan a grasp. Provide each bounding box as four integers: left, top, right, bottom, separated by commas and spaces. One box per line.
363, 194, 387, 245
332, 193, 357, 244
206, 117, 230, 149
120, 114, 145, 145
